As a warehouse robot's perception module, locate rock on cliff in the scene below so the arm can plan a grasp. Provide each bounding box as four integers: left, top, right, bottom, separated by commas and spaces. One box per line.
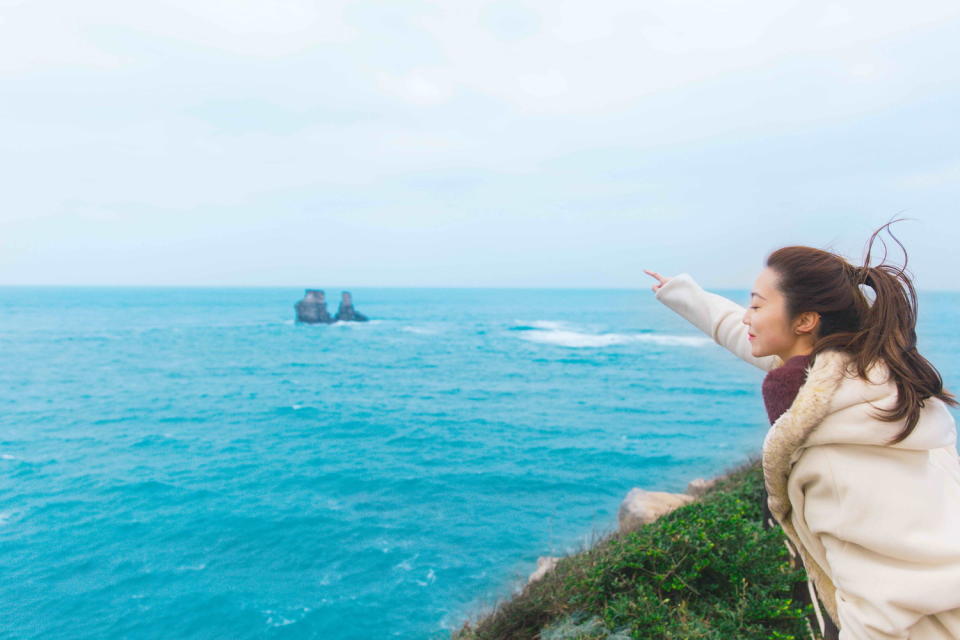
617, 487, 695, 533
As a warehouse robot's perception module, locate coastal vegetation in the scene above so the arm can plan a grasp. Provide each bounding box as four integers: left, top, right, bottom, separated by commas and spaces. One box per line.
452, 455, 816, 640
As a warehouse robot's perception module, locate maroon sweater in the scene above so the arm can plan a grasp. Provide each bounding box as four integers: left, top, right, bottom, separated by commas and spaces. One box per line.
762, 354, 812, 424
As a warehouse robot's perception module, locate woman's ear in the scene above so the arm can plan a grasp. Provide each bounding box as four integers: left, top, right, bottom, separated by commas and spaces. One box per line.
794, 311, 821, 336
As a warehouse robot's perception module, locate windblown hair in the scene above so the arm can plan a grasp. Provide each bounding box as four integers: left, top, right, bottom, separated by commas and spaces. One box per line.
765, 216, 958, 445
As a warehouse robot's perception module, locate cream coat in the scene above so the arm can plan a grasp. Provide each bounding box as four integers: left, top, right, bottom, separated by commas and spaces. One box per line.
654, 273, 960, 639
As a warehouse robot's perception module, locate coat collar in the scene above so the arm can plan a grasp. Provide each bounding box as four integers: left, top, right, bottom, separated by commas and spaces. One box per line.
762, 348, 851, 517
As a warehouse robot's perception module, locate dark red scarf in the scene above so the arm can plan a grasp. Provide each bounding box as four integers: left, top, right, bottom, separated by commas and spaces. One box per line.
762, 354, 812, 424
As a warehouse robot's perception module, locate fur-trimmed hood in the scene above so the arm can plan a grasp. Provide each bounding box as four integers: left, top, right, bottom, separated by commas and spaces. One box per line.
763, 348, 957, 485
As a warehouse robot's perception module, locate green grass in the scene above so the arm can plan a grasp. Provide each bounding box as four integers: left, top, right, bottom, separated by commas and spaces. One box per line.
452, 455, 815, 640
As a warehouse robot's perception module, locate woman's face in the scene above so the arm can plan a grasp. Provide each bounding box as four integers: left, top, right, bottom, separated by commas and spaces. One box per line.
742, 266, 802, 360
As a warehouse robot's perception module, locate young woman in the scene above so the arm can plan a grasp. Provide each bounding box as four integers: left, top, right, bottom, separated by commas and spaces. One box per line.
645, 220, 960, 640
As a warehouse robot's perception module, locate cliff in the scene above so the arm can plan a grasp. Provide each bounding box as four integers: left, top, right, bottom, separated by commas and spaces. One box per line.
451, 455, 817, 640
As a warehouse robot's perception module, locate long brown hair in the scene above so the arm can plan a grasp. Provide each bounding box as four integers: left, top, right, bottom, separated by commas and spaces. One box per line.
766, 216, 957, 445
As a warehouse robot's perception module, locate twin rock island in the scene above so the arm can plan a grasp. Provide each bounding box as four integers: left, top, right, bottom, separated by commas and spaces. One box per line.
295, 290, 369, 324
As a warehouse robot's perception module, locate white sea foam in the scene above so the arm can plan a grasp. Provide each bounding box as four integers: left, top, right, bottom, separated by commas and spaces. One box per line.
529, 320, 568, 331
329, 319, 383, 328
394, 552, 419, 571
415, 567, 437, 587
401, 325, 439, 335
513, 322, 711, 348
0, 453, 16, 460
318, 571, 339, 586
263, 607, 311, 628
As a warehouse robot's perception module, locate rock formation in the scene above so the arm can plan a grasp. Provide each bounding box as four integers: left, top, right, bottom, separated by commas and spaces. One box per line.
686, 476, 719, 497
527, 556, 561, 584
333, 291, 368, 322
294, 289, 334, 324
617, 487, 695, 533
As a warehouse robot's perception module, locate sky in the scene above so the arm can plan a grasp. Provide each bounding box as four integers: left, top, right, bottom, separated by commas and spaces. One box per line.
2, 0, 959, 289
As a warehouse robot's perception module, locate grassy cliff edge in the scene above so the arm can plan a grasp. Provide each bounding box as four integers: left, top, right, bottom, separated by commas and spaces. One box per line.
451, 455, 816, 640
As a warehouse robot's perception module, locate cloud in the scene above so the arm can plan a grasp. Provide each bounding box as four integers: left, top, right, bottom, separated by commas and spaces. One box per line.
0, 0, 959, 286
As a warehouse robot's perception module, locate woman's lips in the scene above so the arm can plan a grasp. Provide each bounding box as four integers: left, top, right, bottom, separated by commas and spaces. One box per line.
748, 334, 756, 340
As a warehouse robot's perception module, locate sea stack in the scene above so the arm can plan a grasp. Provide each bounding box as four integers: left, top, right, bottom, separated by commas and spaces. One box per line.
294, 289, 334, 324
333, 291, 368, 322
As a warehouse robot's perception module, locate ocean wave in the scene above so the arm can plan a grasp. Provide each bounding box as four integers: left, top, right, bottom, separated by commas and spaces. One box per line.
262, 606, 312, 628
401, 325, 440, 335
326, 319, 384, 328
511, 321, 710, 348
509, 320, 570, 332
394, 553, 419, 572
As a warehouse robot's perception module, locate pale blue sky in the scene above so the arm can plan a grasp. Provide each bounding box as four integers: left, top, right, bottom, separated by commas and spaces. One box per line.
2, 1, 959, 288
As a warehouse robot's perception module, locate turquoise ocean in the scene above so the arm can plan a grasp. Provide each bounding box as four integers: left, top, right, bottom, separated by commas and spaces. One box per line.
2, 286, 958, 639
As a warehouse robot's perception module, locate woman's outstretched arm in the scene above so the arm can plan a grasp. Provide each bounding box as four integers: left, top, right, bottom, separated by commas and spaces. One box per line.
644, 270, 782, 372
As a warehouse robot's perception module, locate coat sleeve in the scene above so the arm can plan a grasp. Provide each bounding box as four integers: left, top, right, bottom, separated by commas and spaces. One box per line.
653, 272, 782, 372
803, 445, 960, 640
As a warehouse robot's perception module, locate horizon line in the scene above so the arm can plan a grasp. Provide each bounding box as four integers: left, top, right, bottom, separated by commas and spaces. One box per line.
0, 283, 958, 293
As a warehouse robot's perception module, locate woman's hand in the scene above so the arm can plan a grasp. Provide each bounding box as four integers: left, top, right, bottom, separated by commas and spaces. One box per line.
644, 269, 671, 294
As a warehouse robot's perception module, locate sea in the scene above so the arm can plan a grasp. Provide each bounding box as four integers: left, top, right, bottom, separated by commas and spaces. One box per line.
2, 286, 958, 639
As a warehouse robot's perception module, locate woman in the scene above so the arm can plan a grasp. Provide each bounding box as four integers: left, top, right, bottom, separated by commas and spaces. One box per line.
645, 220, 960, 640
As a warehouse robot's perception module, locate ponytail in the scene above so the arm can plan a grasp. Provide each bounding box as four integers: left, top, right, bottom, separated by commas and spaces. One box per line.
767, 217, 958, 445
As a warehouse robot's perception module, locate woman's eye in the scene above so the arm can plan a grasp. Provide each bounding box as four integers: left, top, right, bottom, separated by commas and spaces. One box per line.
749, 306, 759, 310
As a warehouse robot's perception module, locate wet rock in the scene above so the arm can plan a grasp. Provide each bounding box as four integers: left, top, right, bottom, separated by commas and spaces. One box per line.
333, 291, 368, 322
294, 289, 334, 324
618, 487, 695, 533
